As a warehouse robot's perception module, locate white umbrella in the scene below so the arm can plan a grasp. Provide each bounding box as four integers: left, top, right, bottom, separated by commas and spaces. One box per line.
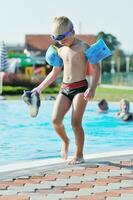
0, 41, 9, 99
0, 41, 9, 72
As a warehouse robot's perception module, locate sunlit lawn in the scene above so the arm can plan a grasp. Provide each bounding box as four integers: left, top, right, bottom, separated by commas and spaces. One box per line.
2, 86, 133, 102
95, 87, 133, 102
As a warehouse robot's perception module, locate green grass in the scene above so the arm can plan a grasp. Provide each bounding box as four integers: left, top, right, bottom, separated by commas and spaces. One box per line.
1, 85, 133, 102
94, 87, 133, 102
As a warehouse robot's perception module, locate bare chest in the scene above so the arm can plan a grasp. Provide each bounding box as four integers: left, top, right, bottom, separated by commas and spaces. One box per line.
62, 48, 85, 64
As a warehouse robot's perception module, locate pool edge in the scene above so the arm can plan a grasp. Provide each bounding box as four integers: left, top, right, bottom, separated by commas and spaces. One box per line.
0, 149, 133, 173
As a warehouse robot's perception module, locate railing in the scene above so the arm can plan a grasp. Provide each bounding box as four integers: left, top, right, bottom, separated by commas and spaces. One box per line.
102, 72, 133, 86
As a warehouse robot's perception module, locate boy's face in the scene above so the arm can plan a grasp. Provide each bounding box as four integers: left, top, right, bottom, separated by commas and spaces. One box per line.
51, 25, 75, 46
58, 35, 75, 46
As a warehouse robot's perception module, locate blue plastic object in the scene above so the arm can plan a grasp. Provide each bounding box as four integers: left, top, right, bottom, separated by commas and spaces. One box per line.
85, 39, 112, 64
45, 45, 63, 66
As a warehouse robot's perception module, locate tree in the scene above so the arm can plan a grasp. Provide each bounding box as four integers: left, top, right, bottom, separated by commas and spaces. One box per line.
96, 31, 122, 73
96, 31, 121, 52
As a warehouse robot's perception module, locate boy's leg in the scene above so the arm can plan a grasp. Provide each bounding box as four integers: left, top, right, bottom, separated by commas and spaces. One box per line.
52, 93, 72, 160
69, 93, 87, 164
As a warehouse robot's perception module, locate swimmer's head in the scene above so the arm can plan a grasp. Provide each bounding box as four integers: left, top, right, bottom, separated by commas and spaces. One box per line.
120, 99, 130, 113
98, 99, 109, 112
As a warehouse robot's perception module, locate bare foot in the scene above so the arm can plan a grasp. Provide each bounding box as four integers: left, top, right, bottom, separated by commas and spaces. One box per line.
68, 156, 85, 165
61, 140, 69, 160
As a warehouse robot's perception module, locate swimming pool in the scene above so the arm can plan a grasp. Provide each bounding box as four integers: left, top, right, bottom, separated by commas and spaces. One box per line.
0, 100, 133, 164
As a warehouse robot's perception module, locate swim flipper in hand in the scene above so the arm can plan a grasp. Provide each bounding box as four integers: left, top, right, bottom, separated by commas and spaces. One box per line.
22, 90, 40, 117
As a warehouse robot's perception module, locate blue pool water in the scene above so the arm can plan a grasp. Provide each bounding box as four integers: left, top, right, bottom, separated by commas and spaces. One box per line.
0, 100, 133, 164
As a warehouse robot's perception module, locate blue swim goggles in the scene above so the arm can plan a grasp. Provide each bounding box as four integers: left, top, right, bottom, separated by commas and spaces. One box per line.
51, 26, 74, 41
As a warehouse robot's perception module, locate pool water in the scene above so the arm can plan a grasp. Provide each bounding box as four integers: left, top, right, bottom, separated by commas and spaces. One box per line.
0, 100, 133, 164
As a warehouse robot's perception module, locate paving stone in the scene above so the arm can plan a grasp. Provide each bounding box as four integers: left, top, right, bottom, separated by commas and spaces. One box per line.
90, 191, 120, 199
121, 193, 133, 198
119, 187, 133, 194
24, 183, 52, 190
108, 171, 122, 177
50, 179, 68, 186
68, 182, 94, 189
121, 161, 133, 166
57, 169, 73, 173
91, 186, 108, 193
54, 186, 79, 192
107, 182, 122, 190
56, 174, 70, 179
119, 169, 132, 174
120, 180, 133, 187
25, 193, 46, 198
0, 181, 24, 188
113, 175, 132, 181
26, 182, 52, 190
8, 185, 35, 193
66, 177, 83, 184
41, 197, 60, 200
46, 193, 76, 199
30, 197, 46, 200
106, 197, 122, 200
36, 188, 64, 194
105, 177, 121, 183
95, 172, 110, 178
79, 175, 96, 181
0, 190, 18, 195
99, 166, 120, 171
63, 190, 82, 197
0, 195, 30, 200
15, 179, 40, 185
77, 188, 93, 195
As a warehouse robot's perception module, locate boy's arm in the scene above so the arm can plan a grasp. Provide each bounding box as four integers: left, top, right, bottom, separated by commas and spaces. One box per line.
84, 63, 100, 101
32, 66, 62, 93
90, 63, 100, 91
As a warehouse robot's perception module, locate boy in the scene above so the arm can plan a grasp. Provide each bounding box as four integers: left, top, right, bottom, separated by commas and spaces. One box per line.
32, 16, 100, 164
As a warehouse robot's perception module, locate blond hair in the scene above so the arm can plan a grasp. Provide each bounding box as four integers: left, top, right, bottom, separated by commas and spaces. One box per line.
120, 99, 130, 112
51, 16, 73, 35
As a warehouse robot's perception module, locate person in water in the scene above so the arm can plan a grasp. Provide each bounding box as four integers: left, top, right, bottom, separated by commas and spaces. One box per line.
117, 99, 133, 121
98, 99, 109, 113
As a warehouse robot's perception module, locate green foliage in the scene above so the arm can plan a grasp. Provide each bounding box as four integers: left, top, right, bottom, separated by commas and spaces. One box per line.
96, 31, 133, 73
96, 31, 121, 52
130, 54, 133, 71
2, 85, 60, 95
8, 51, 27, 59
2, 86, 27, 95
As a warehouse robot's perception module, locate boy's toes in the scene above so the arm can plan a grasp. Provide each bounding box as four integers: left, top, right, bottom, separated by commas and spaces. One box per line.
68, 157, 85, 165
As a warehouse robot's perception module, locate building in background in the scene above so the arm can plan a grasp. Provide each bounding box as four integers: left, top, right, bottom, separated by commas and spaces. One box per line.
25, 34, 96, 52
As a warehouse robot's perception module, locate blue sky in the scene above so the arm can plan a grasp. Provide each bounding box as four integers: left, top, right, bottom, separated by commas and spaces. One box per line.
0, 0, 133, 53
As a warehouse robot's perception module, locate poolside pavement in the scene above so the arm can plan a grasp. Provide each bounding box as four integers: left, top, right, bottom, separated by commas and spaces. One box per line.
0, 153, 132, 200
